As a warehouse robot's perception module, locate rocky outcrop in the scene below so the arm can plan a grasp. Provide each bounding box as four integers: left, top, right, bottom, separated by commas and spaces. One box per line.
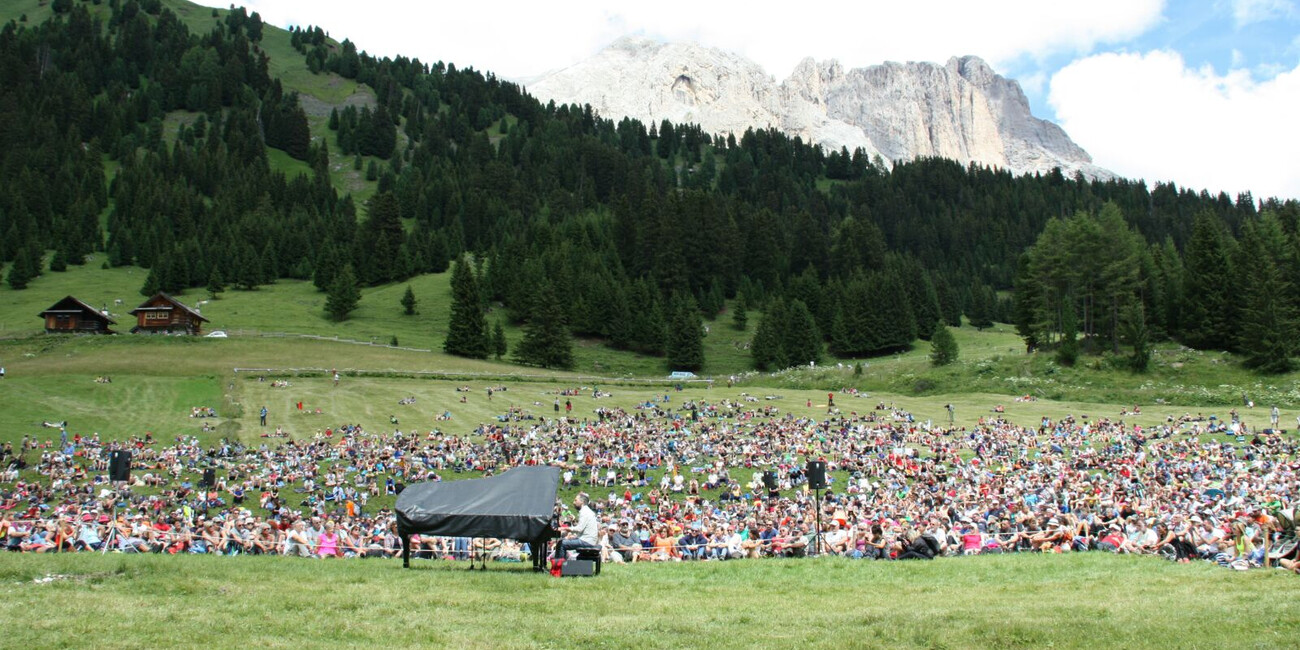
527, 37, 1109, 178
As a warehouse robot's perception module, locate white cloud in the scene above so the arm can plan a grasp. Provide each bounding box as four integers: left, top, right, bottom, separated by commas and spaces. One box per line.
1049, 50, 1300, 199
1232, 0, 1295, 27
195, 0, 1165, 79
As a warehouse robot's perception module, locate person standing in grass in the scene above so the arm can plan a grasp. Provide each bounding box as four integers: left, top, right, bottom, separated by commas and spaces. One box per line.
260, 406, 268, 427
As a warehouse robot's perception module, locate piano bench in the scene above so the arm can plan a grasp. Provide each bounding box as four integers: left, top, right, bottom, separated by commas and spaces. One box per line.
574, 547, 602, 575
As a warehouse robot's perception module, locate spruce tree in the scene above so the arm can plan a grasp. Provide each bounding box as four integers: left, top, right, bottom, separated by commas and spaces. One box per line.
49, 249, 67, 272
731, 300, 748, 331
783, 299, 822, 366
140, 265, 162, 296
363, 192, 405, 285
513, 282, 573, 369
492, 319, 508, 360
862, 270, 916, 354
324, 264, 361, 321
1237, 215, 1297, 372
1012, 253, 1040, 350
934, 275, 963, 327
967, 283, 995, 330
751, 298, 788, 370
401, 285, 417, 315
929, 325, 959, 366
5, 249, 34, 290
666, 292, 705, 371
443, 256, 489, 359
207, 268, 225, 299
236, 246, 262, 291
313, 247, 336, 292
1122, 304, 1152, 373
1056, 299, 1079, 366
1181, 212, 1235, 350
835, 275, 877, 356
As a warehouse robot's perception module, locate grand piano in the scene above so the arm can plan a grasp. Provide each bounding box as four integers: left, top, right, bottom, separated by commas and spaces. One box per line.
395, 465, 560, 570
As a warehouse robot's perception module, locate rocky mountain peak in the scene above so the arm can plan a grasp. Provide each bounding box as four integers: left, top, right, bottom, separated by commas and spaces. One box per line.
528, 39, 1110, 179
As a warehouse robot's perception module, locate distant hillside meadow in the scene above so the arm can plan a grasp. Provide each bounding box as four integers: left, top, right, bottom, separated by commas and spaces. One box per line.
0, 0, 1298, 379
1, 2, 1300, 647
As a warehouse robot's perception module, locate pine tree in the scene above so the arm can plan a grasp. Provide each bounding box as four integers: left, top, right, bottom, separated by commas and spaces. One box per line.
236, 246, 262, 291
731, 300, 748, 331
751, 298, 788, 370
513, 282, 573, 369
666, 292, 705, 371
862, 270, 916, 354
1121, 304, 1152, 373
363, 192, 405, 285
1181, 211, 1235, 350
5, 249, 34, 290
443, 256, 489, 359
783, 299, 822, 366
1237, 215, 1297, 372
967, 283, 994, 330
400, 285, 417, 315
313, 246, 337, 292
934, 275, 963, 328
207, 268, 225, 299
140, 265, 162, 297
1012, 253, 1040, 350
929, 325, 959, 366
492, 319, 507, 360
324, 264, 361, 321
1056, 298, 1079, 366
49, 249, 67, 272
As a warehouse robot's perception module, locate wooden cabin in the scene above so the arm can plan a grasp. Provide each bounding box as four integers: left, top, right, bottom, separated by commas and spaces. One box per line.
129, 293, 209, 335
39, 296, 116, 334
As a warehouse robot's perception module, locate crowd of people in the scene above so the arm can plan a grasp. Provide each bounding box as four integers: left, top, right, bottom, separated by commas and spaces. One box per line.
1, 387, 1297, 575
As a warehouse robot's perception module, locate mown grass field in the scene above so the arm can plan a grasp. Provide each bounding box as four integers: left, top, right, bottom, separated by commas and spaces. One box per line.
0, 552, 1297, 649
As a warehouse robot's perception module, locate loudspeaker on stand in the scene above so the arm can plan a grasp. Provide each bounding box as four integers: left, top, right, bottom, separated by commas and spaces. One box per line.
806, 460, 827, 490
109, 450, 132, 482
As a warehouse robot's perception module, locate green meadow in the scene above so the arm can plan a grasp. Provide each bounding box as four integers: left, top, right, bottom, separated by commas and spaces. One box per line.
0, 553, 1297, 649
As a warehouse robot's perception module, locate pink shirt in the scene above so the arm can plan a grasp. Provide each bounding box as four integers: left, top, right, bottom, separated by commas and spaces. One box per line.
317, 532, 339, 557
962, 533, 982, 551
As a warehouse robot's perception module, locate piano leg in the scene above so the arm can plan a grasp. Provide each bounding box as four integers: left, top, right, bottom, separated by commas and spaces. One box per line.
530, 538, 548, 571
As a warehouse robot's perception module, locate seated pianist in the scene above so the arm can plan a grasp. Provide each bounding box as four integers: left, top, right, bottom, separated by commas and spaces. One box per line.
553, 492, 599, 560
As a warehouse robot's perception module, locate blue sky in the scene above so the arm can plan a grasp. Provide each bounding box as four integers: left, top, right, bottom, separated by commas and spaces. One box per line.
1005, 0, 1300, 119
201, 0, 1300, 199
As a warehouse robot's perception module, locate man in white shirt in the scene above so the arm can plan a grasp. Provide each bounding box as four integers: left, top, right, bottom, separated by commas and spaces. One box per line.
723, 525, 745, 559
554, 492, 599, 559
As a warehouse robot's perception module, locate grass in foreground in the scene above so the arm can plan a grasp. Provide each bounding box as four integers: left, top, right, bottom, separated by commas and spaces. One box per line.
0, 552, 1296, 648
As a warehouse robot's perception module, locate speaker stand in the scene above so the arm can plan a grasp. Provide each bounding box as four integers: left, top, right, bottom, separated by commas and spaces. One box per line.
813, 487, 822, 558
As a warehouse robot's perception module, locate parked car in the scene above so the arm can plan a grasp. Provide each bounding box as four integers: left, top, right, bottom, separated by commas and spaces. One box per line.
205, 330, 228, 338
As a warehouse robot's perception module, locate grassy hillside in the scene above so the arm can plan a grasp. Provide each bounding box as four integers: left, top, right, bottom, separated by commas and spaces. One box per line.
0, 0, 385, 209
5, 259, 1300, 408
4, 327, 1297, 449
1, 553, 1297, 649
3, 0, 1299, 406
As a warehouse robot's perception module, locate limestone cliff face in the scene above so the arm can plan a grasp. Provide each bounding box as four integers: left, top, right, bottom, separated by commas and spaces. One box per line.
528, 37, 1109, 178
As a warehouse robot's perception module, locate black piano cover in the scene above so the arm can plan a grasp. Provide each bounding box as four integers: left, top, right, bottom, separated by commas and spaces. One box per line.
395, 465, 560, 541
